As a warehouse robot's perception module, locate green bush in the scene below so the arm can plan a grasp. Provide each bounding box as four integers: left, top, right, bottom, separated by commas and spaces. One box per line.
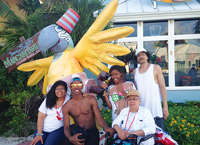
0, 61, 43, 136
3, 89, 41, 137
100, 108, 112, 127
164, 101, 200, 145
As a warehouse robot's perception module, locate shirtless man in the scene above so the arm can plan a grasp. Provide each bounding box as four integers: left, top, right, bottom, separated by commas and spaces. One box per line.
133, 47, 169, 129
63, 77, 114, 145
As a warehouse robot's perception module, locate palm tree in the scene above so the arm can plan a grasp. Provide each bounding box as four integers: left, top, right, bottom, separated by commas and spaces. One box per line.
0, 0, 29, 54
37, 0, 106, 45
0, 0, 106, 55
16, 0, 41, 16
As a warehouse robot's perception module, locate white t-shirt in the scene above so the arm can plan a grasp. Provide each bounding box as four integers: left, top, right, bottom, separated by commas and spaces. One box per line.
38, 95, 70, 132
112, 106, 156, 145
108, 81, 136, 121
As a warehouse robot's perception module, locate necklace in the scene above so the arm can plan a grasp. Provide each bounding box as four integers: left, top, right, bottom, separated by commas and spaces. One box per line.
55, 97, 65, 121
124, 110, 138, 132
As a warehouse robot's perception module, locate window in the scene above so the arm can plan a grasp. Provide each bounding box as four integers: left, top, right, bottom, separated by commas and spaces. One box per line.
115, 42, 137, 81
175, 19, 200, 35
144, 41, 169, 87
114, 19, 200, 90
175, 39, 200, 86
143, 21, 168, 36
114, 23, 137, 37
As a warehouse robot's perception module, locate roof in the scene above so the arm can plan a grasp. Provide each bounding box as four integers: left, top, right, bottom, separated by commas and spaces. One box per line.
103, 0, 200, 22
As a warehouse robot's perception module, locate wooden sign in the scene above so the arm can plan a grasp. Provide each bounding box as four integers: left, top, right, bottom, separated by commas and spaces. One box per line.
0, 31, 41, 73
154, 0, 192, 3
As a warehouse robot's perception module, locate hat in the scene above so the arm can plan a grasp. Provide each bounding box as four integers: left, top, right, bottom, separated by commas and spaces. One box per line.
135, 48, 147, 56
70, 77, 83, 85
127, 90, 140, 98
192, 64, 196, 67
56, 8, 80, 34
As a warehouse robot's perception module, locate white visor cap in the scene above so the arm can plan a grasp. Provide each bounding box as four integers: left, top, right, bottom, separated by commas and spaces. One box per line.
135, 48, 147, 56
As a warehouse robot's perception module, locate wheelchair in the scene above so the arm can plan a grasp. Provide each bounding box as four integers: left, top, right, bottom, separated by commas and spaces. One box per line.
105, 132, 155, 145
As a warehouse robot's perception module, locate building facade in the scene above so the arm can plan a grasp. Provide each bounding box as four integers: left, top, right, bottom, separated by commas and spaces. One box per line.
106, 0, 200, 102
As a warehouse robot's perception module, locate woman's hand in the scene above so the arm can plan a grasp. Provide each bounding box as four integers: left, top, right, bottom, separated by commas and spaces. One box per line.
101, 81, 108, 89
31, 135, 43, 145
103, 90, 112, 109
118, 130, 129, 140
103, 91, 108, 98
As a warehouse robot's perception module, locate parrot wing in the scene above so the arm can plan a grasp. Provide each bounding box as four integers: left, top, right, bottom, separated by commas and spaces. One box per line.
73, 0, 134, 76
17, 56, 53, 94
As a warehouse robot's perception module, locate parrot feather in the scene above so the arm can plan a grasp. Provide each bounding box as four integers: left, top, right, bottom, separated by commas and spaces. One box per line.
17, 57, 53, 71
93, 59, 109, 73
94, 27, 134, 43
97, 43, 131, 56
87, 64, 101, 76
27, 68, 48, 86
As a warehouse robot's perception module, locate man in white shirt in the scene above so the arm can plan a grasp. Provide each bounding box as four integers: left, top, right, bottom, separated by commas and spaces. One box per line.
133, 47, 169, 129
112, 90, 156, 145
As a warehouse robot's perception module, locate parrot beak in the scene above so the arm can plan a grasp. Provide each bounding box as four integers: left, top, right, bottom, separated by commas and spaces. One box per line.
38, 24, 61, 56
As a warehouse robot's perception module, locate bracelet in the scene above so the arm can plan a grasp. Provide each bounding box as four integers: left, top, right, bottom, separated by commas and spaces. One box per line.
163, 108, 168, 110
36, 133, 43, 136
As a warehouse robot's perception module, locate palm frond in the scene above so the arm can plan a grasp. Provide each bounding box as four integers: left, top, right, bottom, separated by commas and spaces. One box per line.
16, 0, 41, 16
0, 0, 17, 19
0, 0, 107, 55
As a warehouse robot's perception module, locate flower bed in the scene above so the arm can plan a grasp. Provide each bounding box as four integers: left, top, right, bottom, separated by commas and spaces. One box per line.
164, 101, 200, 145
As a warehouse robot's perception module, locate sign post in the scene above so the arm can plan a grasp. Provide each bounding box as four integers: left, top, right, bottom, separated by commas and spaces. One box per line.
0, 31, 41, 73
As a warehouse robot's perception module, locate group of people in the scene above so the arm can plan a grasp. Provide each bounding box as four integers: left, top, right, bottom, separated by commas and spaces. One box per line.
31, 77, 113, 145
31, 48, 169, 145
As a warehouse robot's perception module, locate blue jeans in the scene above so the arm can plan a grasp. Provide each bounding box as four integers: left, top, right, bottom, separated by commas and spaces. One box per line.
154, 117, 164, 130
33, 127, 67, 145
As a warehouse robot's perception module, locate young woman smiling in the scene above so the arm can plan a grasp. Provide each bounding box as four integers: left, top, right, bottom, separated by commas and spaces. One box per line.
101, 65, 136, 122
31, 80, 70, 145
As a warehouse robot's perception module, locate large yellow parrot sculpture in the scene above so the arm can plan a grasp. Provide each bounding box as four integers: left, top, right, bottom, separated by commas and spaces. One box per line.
17, 0, 134, 95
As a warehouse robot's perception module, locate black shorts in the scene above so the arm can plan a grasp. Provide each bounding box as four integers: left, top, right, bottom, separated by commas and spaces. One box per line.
66, 125, 99, 145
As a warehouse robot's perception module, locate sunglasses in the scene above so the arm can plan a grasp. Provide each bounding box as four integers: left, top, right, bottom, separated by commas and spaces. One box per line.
70, 83, 83, 88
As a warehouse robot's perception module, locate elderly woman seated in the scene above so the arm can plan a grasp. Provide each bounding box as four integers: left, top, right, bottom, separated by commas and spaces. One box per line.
112, 90, 156, 145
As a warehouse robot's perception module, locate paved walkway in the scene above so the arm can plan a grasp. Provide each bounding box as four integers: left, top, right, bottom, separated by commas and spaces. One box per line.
0, 134, 33, 145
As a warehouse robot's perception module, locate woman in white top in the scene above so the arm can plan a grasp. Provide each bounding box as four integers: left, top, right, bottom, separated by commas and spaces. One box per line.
31, 80, 70, 145
112, 90, 156, 145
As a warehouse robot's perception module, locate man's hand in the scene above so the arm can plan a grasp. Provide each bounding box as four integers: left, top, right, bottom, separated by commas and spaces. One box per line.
118, 130, 129, 140
125, 132, 130, 138
163, 108, 169, 120
31, 135, 43, 145
105, 127, 115, 138
69, 133, 85, 145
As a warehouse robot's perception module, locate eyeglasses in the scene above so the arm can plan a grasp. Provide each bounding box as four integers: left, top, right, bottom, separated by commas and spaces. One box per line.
70, 83, 83, 88
55, 88, 65, 91
126, 97, 140, 101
